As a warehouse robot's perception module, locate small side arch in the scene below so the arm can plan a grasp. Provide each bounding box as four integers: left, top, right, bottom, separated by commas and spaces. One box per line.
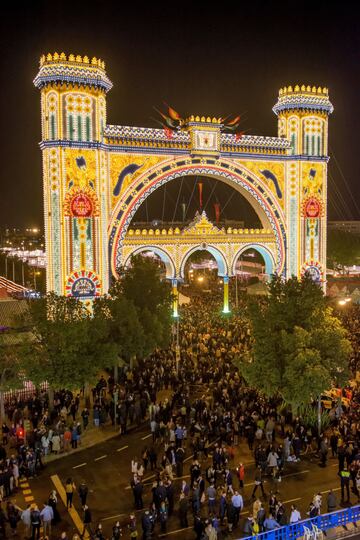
179, 245, 229, 279
123, 246, 176, 280
232, 244, 276, 277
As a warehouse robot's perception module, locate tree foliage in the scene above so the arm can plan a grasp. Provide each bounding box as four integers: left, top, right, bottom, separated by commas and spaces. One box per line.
18, 293, 117, 390
239, 275, 352, 410
116, 255, 172, 355
93, 283, 144, 362
0, 333, 24, 420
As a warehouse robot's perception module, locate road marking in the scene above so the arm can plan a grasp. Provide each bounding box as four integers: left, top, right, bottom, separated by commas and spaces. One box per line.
283, 497, 302, 504
282, 469, 310, 478
23, 489, 32, 495
51, 474, 89, 539
94, 455, 107, 461
117, 445, 129, 452
73, 462, 87, 469
321, 487, 342, 494
159, 526, 193, 536
141, 434, 152, 440
101, 508, 144, 521
24, 495, 34, 502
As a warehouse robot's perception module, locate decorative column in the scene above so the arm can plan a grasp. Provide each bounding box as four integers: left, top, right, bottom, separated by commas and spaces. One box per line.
222, 276, 230, 313
172, 278, 179, 318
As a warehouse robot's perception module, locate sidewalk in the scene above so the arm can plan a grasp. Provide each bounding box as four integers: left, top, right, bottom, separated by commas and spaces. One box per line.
42, 387, 173, 464
43, 422, 121, 464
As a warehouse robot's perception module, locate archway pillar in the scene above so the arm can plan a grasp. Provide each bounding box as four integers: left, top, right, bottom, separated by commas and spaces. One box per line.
222, 275, 230, 314
171, 278, 179, 318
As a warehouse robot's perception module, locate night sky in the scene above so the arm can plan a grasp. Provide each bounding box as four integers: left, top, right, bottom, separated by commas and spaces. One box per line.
1, 2, 359, 229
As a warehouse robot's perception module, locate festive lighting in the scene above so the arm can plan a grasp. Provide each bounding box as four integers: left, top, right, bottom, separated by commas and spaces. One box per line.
34, 53, 332, 297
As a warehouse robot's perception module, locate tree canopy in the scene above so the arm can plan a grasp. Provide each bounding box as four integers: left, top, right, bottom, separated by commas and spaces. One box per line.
18, 293, 118, 391
239, 275, 352, 411
116, 255, 172, 355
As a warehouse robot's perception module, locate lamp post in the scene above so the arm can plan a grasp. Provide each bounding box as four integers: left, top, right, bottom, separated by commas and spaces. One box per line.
175, 316, 180, 375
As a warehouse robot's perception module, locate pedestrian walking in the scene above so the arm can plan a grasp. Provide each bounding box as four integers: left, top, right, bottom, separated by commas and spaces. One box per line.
237, 462, 245, 489
48, 490, 61, 524
40, 502, 54, 538
21, 503, 32, 539
327, 489, 337, 513
65, 478, 76, 508
179, 493, 188, 528
128, 513, 138, 538
78, 481, 88, 506
6, 500, 20, 536
339, 466, 351, 504
159, 500, 168, 533
251, 466, 266, 498
81, 505, 93, 538
289, 505, 301, 523
111, 520, 122, 539
30, 504, 41, 540
232, 490, 244, 526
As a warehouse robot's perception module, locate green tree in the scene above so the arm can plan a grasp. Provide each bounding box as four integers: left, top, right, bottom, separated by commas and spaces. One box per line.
327, 229, 360, 274
18, 293, 117, 394
117, 255, 172, 356
0, 333, 23, 421
94, 283, 144, 374
239, 275, 352, 412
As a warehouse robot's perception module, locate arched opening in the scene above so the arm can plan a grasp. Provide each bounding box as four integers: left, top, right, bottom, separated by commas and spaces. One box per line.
130, 175, 261, 229
181, 249, 220, 294
180, 245, 228, 279
232, 245, 275, 283
123, 246, 176, 280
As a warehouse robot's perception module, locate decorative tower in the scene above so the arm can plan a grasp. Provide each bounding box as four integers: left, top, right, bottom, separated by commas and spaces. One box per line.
34, 53, 112, 298
273, 85, 333, 285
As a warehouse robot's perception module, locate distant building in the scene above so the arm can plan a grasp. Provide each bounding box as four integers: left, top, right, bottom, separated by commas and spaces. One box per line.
0, 226, 44, 251
328, 221, 360, 234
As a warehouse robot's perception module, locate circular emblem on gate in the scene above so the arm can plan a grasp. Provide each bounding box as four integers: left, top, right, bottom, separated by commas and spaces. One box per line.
302, 197, 323, 218
65, 270, 101, 298
301, 261, 323, 283
70, 193, 93, 218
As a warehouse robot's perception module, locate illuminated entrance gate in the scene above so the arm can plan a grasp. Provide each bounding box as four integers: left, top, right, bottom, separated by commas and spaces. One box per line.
34, 53, 333, 304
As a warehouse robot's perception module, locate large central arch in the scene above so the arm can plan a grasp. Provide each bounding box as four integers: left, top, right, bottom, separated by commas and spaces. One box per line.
109, 157, 286, 278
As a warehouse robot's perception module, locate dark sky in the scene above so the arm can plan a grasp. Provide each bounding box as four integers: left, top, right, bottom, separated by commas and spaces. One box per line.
1, 1, 359, 229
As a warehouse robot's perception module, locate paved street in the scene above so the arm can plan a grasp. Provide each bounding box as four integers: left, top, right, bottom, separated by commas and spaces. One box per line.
24, 422, 355, 539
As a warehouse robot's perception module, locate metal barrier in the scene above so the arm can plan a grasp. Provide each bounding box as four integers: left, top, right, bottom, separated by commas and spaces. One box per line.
241, 504, 360, 539
4, 381, 48, 404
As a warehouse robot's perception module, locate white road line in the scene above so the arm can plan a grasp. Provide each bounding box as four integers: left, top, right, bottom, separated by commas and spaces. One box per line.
101, 508, 144, 521
73, 462, 87, 469
321, 487, 342, 494
282, 469, 310, 478
117, 446, 129, 452
283, 497, 302, 504
94, 454, 107, 461
141, 434, 152, 440
159, 526, 193, 537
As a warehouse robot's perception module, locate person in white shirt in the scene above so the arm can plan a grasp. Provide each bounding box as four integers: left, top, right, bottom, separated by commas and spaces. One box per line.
232, 490, 244, 526
290, 504, 301, 523
21, 504, 32, 538
131, 458, 138, 474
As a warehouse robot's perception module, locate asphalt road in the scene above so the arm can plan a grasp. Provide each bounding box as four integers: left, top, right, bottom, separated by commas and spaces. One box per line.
25, 423, 356, 539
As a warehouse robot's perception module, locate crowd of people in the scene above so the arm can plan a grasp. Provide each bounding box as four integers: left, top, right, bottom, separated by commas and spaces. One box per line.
0, 294, 359, 538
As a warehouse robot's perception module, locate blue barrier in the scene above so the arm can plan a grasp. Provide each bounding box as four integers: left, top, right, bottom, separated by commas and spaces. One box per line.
241, 504, 360, 539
